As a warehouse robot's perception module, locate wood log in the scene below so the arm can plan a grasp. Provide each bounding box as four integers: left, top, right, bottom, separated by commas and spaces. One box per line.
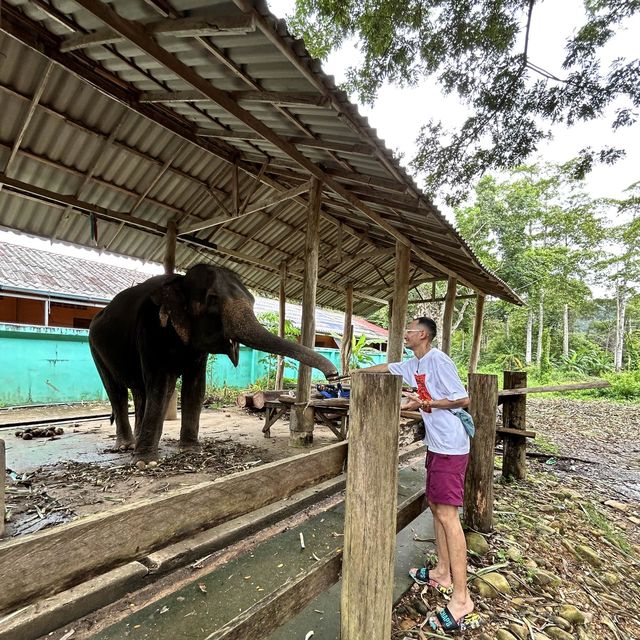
468, 294, 485, 373
387, 241, 410, 363
502, 371, 527, 480
341, 371, 401, 640
441, 276, 456, 355
235, 393, 255, 409
498, 379, 610, 396
463, 373, 498, 533
253, 390, 292, 410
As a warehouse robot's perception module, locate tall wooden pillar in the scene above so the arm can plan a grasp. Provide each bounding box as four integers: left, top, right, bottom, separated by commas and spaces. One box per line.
469, 294, 485, 373
441, 276, 456, 355
275, 261, 287, 390
340, 283, 353, 375
164, 219, 178, 421
341, 371, 401, 639
463, 373, 498, 532
290, 178, 322, 447
387, 241, 410, 363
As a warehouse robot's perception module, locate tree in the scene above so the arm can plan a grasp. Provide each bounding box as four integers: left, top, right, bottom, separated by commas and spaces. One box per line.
455, 164, 604, 367
597, 184, 640, 369
288, 0, 640, 204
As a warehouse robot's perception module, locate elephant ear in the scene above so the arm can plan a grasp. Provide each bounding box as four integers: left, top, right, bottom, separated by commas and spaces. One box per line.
150, 279, 190, 345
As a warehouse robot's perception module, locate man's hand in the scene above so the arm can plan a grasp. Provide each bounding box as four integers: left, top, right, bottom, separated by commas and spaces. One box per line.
403, 391, 430, 411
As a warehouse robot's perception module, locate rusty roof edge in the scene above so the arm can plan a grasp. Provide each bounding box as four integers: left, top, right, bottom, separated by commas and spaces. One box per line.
239, 0, 523, 306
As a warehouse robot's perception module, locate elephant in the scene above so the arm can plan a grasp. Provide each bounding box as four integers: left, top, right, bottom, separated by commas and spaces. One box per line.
89, 263, 339, 463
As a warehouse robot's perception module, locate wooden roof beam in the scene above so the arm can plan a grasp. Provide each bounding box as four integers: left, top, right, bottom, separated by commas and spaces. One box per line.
140, 90, 330, 107
196, 128, 372, 155
178, 181, 311, 236
60, 15, 256, 51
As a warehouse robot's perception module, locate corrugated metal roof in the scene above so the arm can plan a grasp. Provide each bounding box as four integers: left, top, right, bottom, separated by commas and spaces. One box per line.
0, 239, 387, 339
0, 0, 522, 318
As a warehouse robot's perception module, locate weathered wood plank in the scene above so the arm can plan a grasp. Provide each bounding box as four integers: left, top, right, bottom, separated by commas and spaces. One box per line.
291, 177, 322, 446
206, 487, 424, 640
498, 380, 610, 396
387, 242, 410, 363
0, 442, 347, 614
463, 373, 498, 532
441, 276, 456, 355
502, 371, 527, 480
469, 294, 485, 373
341, 372, 401, 640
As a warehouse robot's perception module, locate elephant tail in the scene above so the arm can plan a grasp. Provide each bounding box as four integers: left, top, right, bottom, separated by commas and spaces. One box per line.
110, 412, 115, 425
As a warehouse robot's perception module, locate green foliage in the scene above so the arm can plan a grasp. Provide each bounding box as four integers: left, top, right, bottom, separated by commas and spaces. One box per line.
203, 384, 240, 407
289, 0, 640, 203
349, 333, 378, 369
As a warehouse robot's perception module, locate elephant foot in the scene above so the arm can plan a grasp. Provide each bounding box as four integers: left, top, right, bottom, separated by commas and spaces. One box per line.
132, 450, 160, 468
134, 459, 159, 470
115, 438, 135, 451
179, 439, 201, 452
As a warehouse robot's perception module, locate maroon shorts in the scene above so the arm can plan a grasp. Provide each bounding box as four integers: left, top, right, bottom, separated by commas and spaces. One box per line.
425, 451, 469, 507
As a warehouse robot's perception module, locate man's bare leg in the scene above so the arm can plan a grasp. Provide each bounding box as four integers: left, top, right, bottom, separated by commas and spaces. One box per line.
434, 504, 474, 621
429, 500, 452, 587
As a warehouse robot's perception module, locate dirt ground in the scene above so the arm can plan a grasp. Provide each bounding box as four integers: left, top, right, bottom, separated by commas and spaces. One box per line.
0, 401, 346, 537
394, 397, 640, 640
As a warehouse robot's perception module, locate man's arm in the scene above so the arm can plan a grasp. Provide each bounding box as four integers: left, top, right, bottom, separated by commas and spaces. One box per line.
350, 363, 390, 374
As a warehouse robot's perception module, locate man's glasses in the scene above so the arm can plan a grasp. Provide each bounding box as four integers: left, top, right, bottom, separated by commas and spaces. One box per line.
404, 329, 422, 333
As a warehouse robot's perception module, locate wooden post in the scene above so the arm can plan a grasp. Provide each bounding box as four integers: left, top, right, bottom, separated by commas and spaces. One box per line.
468, 294, 485, 373
275, 262, 287, 391
0, 439, 5, 538
463, 373, 498, 533
502, 371, 527, 480
340, 283, 353, 375
441, 276, 456, 355
341, 371, 401, 640
164, 218, 179, 421
290, 178, 321, 447
387, 241, 410, 363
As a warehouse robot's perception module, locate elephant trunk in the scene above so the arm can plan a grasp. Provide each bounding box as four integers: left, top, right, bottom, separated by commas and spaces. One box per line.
222, 299, 339, 380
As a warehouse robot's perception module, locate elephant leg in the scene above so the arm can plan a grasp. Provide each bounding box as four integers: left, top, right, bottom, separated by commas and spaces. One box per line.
180, 356, 207, 450
90, 345, 134, 450
132, 388, 146, 442
134, 373, 177, 463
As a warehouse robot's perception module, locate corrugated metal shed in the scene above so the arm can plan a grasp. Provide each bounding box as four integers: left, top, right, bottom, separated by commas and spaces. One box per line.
0, 239, 388, 339
0, 0, 521, 317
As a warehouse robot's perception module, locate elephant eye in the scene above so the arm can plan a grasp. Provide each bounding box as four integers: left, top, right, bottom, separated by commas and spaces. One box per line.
206, 294, 218, 309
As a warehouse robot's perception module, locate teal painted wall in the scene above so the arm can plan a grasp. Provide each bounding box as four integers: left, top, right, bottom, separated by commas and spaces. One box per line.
0, 324, 388, 406
0, 323, 108, 405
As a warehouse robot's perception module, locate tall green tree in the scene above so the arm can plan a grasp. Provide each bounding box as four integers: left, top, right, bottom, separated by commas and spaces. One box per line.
456, 165, 604, 366
289, 0, 640, 204
597, 184, 640, 369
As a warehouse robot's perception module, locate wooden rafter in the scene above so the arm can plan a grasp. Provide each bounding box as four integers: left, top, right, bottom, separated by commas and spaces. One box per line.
179, 181, 311, 236
196, 128, 372, 156
140, 90, 330, 107
60, 15, 256, 51
0, 172, 386, 305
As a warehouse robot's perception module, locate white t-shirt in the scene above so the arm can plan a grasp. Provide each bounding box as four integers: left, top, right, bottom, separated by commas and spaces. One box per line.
388, 348, 470, 455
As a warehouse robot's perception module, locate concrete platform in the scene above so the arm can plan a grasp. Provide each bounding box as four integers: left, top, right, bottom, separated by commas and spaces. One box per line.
92, 465, 433, 639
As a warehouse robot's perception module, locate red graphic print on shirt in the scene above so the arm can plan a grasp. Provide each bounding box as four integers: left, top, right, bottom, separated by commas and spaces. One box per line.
414, 373, 433, 413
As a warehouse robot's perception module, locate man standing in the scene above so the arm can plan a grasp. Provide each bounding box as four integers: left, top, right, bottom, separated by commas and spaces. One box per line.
358, 317, 479, 633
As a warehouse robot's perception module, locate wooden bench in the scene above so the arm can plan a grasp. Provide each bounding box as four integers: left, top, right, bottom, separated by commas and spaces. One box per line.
263, 396, 350, 440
